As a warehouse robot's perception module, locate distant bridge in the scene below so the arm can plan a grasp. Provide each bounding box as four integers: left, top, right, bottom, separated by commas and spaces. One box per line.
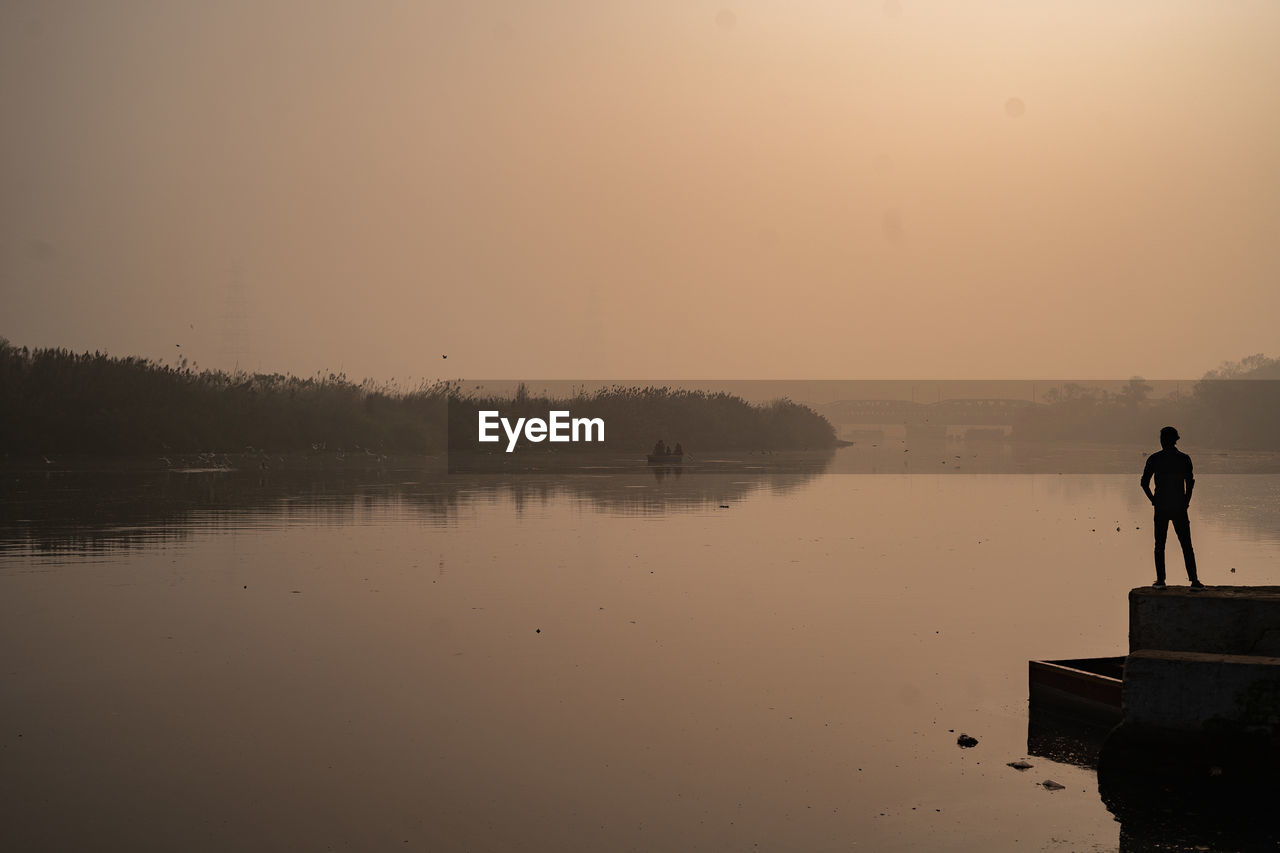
822, 398, 1040, 426
821, 398, 1041, 439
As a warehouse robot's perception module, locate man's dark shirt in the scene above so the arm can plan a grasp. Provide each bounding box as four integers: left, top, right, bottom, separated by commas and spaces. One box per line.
1142, 447, 1194, 511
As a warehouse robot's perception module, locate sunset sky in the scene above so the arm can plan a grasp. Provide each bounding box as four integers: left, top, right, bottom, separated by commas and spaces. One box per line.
3, 1, 1278, 381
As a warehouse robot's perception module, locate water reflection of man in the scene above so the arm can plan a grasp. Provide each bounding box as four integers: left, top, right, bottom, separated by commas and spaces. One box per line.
1140, 426, 1203, 589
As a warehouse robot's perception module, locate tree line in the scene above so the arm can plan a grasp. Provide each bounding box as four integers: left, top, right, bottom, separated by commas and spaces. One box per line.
0, 340, 451, 456
446, 383, 837, 453
1012, 356, 1280, 450
0, 341, 837, 457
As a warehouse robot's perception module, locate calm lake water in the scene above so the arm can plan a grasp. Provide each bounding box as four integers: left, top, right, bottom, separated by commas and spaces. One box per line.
4, 453, 1280, 851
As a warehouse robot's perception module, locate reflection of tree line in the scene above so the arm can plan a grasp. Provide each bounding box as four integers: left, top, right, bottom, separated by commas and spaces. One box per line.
0, 462, 829, 554
827, 438, 1280, 475
1014, 358, 1280, 451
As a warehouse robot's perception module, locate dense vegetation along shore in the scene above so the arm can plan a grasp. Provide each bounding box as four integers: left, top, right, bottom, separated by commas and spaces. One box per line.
6, 340, 1278, 457
1, 341, 450, 456
446, 384, 836, 453
0, 341, 837, 457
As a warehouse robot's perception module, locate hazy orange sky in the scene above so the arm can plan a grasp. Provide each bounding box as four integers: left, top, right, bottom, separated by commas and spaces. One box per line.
3, 1, 1278, 381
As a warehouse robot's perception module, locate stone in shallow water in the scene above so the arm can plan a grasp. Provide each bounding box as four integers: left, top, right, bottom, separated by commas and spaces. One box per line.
956, 734, 978, 748
1042, 780, 1065, 791
1007, 760, 1033, 771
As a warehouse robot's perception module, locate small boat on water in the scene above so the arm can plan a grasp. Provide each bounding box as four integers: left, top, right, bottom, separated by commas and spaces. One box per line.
647, 454, 684, 464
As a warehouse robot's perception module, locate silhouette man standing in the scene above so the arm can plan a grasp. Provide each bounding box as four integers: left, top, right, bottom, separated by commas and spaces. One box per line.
1141, 426, 1202, 589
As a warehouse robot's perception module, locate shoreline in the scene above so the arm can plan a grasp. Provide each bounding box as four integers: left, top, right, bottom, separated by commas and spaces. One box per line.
6, 442, 1280, 476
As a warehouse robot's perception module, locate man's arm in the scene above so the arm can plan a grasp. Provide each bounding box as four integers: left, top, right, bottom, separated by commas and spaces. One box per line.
1184, 456, 1194, 507
1141, 459, 1155, 504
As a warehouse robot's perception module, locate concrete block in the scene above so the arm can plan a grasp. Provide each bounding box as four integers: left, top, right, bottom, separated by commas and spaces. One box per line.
1123, 649, 1280, 736
1129, 585, 1280, 655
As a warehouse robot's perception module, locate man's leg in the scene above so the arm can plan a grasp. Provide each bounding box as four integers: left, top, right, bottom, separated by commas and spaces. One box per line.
1153, 510, 1168, 585
1171, 511, 1199, 584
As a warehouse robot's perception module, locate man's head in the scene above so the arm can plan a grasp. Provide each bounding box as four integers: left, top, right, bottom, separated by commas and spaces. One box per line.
1160, 426, 1180, 448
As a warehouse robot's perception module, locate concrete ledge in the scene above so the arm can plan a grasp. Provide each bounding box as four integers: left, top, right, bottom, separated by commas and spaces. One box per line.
1129, 585, 1280, 655
1124, 649, 1280, 736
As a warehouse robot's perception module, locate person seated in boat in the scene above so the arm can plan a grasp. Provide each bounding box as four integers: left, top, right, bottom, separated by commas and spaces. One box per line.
673, 443, 683, 456
652, 439, 666, 456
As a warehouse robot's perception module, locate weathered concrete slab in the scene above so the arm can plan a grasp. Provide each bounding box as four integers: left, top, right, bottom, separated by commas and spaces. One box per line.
1124, 649, 1280, 736
1129, 585, 1280, 655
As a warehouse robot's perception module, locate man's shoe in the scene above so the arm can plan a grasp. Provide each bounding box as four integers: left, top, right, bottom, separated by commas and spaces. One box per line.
1152, 581, 1167, 589
1190, 581, 1205, 589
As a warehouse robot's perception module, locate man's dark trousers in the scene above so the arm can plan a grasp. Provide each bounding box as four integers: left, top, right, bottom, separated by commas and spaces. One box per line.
1154, 505, 1198, 584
